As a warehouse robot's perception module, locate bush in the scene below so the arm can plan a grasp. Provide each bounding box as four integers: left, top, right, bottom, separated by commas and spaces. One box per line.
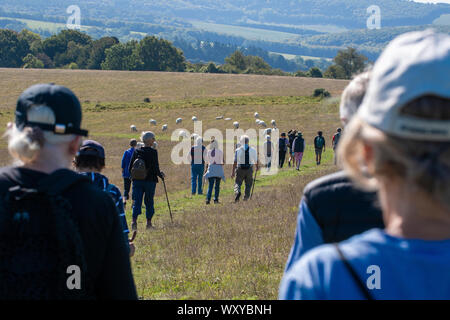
313, 88, 331, 98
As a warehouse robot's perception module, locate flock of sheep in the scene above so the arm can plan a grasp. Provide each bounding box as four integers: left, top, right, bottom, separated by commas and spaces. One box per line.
130, 112, 277, 138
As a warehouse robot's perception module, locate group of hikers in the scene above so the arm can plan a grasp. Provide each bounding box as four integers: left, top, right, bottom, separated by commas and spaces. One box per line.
0, 29, 448, 299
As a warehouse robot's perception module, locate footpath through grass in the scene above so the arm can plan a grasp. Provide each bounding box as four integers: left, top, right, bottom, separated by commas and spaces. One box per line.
128, 147, 336, 299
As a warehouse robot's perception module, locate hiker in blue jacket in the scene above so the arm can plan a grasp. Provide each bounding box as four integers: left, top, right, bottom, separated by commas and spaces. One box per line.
121, 139, 137, 207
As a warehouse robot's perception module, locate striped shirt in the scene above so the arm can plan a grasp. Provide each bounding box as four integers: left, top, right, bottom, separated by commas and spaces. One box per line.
79, 172, 130, 250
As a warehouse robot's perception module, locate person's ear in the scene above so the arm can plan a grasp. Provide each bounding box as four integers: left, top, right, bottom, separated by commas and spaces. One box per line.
362, 141, 375, 174
68, 136, 82, 157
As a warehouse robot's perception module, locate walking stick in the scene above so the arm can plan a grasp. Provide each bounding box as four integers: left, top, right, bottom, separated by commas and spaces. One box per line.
250, 165, 258, 199
162, 178, 173, 223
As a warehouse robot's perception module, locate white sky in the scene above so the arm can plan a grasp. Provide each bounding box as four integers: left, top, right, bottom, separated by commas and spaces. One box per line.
410, 0, 450, 4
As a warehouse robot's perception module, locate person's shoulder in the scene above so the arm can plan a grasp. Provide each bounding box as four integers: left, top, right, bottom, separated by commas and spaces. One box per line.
304, 171, 351, 195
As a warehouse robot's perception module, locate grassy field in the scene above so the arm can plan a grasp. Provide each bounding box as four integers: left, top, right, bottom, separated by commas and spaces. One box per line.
0, 68, 346, 299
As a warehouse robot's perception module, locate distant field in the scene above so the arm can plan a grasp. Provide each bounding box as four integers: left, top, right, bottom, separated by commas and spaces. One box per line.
0, 16, 91, 33
0, 68, 346, 299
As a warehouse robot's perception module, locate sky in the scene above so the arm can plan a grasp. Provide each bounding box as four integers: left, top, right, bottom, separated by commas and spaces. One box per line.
411, 0, 450, 3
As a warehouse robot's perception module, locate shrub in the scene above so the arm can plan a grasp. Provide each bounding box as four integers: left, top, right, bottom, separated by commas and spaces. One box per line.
313, 88, 331, 98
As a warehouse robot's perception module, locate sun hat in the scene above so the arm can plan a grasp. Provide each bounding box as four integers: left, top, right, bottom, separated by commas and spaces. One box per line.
358, 29, 450, 141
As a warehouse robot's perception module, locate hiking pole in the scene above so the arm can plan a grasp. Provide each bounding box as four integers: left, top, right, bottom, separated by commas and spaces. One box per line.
162, 178, 173, 224
250, 165, 259, 199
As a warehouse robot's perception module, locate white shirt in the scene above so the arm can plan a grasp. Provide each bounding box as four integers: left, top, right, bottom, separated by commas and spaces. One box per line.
234, 145, 258, 167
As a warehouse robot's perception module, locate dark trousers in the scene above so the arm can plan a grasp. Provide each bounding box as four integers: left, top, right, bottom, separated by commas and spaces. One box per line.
132, 180, 157, 221
123, 177, 132, 200
279, 150, 286, 168
206, 177, 221, 201
234, 167, 253, 200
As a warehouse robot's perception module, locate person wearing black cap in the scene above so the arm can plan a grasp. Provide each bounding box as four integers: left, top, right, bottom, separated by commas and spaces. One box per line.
74, 139, 135, 257
0, 83, 137, 299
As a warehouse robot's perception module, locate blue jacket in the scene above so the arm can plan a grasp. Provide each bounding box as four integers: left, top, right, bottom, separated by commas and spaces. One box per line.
121, 148, 135, 178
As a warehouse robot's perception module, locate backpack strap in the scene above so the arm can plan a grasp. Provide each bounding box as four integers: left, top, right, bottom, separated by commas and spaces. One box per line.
333, 243, 374, 300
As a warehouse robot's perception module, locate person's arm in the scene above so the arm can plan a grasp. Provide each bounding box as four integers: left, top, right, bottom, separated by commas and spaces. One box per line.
154, 150, 164, 179
284, 198, 324, 272
303, 140, 306, 151
97, 197, 138, 299
121, 151, 127, 174
128, 149, 136, 176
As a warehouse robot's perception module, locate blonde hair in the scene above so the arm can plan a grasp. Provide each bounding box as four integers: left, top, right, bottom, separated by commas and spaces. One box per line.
338, 96, 450, 210
5, 105, 75, 164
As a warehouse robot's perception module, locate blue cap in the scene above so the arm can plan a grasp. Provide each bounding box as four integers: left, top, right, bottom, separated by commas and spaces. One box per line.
78, 140, 105, 159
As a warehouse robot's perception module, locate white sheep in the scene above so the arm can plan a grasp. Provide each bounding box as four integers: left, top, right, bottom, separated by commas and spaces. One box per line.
224, 118, 232, 121
130, 125, 137, 132
162, 124, 168, 131
216, 116, 224, 120
271, 120, 276, 127
259, 120, 267, 128
233, 121, 239, 129
149, 119, 157, 125
256, 119, 261, 125
254, 112, 259, 119
192, 116, 198, 122
176, 118, 183, 124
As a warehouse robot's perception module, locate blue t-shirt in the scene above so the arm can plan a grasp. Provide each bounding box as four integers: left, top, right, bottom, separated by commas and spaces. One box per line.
284, 199, 324, 272
279, 228, 450, 300
121, 148, 135, 178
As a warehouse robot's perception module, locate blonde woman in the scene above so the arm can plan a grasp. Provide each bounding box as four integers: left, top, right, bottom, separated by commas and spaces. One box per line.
0, 84, 137, 299
204, 138, 225, 204
280, 30, 450, 299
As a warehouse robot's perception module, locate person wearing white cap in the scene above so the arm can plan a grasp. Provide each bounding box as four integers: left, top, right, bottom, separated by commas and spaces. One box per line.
280, 29, 450, 300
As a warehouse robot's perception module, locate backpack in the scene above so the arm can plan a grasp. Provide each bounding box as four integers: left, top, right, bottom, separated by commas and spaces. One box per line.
0, 170, 91, 299
130, 157, 147, 180
239, 148, 251, 169
279, 138, 286, 151
333, 132, 341, 148
315, 136, 325, 149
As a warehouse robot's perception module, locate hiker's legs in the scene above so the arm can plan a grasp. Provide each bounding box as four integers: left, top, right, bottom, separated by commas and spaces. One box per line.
190, 164, 197, 194
123, 177, 131, 200
243, 168, 253, 200
279, 151, 285, 168
143, 181, 157, 222
197, 164, 204, 194
206, 177, 215, 202
296, 152, 304, 169
214, 178, 221, 201
234, 168, 245, 198
132, 180, 144, 220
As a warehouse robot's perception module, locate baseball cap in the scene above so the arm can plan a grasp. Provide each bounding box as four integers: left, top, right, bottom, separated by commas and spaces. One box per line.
358, 29, 450, 141
78, 140, 105, 159
16, 83, 88, 136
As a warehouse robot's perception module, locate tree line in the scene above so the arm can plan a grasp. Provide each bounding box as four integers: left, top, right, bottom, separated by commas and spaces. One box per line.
0, 28, 369, 79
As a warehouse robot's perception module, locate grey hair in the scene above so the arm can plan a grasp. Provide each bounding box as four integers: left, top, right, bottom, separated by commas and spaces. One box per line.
5, 105, 75, 164
196, 136, 203, 147
240, 135, 249, 145
340, 71, 371, 124
141, 131, 155, 144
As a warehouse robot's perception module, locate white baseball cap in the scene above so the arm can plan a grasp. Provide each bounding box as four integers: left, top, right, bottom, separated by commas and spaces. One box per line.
358, 29, 450, 141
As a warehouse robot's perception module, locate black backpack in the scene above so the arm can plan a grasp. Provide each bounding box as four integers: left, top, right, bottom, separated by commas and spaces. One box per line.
130, 157, 147, 180
315, 136, 325, 149
279, 138, 286, 151
0, 170, 91, 300
239, 148, 251, 169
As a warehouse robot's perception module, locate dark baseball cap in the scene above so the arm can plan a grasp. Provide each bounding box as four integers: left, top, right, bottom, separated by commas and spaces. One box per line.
78, 140, 105, 158
15, 83, 88, 136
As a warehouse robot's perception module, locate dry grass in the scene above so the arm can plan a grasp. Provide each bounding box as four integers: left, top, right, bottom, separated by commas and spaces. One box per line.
0, 68, 345, 299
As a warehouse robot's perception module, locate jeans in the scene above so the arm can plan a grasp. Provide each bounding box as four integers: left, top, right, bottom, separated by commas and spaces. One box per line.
132, 180, 157, 221
191, 164, 205, 194
123, 177, 131, 200
206, 177, 221, 201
